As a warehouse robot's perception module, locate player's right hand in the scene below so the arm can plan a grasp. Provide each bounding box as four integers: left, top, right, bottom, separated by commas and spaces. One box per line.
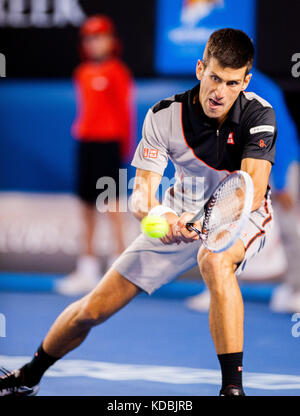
172, 212, 201, 244
160, 212, 200, 245
160, 212, 181, 245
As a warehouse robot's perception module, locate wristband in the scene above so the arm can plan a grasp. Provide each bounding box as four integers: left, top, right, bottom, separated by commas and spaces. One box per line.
148, 205, 178, 217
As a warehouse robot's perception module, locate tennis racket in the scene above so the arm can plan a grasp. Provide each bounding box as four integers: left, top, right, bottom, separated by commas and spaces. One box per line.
186, 170, 254, 253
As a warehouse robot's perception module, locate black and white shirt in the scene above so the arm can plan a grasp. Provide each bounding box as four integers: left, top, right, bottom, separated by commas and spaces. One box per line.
132, 84, 277, 214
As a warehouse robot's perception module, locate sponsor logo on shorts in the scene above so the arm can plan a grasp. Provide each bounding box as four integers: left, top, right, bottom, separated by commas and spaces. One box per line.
144, 148, 158, 159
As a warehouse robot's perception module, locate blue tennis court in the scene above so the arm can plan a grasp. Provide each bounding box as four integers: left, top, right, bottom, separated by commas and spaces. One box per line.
1, 275, 299, 396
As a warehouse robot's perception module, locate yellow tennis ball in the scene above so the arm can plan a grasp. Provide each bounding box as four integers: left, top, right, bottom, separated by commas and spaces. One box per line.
141, 215, 169, 238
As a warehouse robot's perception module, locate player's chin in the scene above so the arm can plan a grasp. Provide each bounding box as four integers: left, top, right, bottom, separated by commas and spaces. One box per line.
205, 103, 226, 118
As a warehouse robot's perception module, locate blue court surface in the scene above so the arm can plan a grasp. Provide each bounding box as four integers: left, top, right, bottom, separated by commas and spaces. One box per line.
0, 276, 300, 396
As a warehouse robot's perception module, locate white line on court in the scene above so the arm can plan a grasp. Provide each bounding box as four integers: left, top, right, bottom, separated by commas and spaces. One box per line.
1, 355, 300, 391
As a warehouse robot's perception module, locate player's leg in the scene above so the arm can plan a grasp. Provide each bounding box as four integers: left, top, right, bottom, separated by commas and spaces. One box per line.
197, 239, 246, 395
43, 268, 141, 357
0, 269, 141, 395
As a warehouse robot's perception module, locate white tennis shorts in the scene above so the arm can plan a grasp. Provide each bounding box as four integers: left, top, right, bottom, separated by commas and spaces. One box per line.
113, 195, 273, 295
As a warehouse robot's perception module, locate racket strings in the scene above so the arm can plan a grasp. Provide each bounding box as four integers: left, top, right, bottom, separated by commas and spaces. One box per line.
204, 176, 246, 251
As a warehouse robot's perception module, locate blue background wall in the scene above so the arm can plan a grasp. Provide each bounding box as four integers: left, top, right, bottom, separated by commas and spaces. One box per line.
0, 75, 298, 193
0, 79, 194, 193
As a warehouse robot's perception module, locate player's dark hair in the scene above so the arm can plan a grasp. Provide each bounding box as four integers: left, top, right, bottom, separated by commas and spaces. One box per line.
204, 28, 254, 76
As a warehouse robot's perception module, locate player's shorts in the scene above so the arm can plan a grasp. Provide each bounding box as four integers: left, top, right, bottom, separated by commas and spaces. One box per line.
113, 194, 273, 295
77, 140, 121, 204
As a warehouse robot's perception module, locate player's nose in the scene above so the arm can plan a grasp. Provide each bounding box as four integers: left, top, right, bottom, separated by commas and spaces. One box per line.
214, 83, 225, 100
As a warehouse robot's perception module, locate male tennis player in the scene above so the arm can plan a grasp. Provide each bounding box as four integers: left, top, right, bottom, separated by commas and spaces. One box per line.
0, 28, 276, 396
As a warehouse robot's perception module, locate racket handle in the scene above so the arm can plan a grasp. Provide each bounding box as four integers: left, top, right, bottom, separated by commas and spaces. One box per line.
185, 208, 204, 235
185, 223, 202, 237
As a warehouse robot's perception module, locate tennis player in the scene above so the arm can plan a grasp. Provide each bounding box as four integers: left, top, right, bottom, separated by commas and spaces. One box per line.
0, 28, 276, 396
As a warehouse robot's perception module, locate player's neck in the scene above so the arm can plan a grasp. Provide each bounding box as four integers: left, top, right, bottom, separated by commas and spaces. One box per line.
217, 114, 228, 129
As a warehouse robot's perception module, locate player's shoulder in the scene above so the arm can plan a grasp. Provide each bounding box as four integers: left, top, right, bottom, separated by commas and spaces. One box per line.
242, 91, 274, 110
240, 90, 276, 124
151, 90, 186, 114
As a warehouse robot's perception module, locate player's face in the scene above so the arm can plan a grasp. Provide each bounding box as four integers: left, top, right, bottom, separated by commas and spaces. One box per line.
82, 33, 115, 61
196, 57, 251, 124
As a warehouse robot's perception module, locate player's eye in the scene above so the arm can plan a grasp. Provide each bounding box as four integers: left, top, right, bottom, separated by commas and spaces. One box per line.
227, 81, 239, 86
211, 75, 220, 82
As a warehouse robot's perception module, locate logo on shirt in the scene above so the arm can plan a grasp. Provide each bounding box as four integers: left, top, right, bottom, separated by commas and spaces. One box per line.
250, 125, 275, 135
259, 139, 267, 148
227, 132, 235, 145
144, 148, 158, 159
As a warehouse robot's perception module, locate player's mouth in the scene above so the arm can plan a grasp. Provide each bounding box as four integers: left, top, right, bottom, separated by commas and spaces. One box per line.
208, 98, 223, 110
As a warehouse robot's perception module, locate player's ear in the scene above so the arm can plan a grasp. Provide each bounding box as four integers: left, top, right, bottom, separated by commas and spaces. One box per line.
242, 72, 252, 91
196, 59, 205, 81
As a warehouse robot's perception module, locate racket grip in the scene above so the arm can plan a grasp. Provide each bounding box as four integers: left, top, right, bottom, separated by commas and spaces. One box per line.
186, 222, 194, 232
185, 223, 201, 237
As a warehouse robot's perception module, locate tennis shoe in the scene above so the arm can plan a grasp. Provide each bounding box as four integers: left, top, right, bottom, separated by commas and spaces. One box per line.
0, 367, 39, 396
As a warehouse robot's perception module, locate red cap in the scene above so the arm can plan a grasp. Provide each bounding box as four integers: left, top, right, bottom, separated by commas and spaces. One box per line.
80, 15, 116, 37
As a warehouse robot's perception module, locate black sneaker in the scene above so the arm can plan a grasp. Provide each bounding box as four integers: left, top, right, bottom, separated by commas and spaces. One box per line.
0, 367, 39, 396
219, 384, 245, 396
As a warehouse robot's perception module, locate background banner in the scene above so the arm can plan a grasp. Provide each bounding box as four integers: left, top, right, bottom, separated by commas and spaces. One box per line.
155, 0, 256, 75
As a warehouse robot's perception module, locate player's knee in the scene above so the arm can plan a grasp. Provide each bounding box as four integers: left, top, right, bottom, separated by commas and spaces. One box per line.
198, 251, 234, 294
197, 249, 225, 277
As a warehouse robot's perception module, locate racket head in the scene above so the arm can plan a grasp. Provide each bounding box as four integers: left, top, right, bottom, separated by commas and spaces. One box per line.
201, 170, 254, 253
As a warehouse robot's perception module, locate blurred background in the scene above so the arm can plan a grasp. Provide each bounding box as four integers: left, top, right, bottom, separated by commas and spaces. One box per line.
1, 0, 300, 398
0, 0, 300, 308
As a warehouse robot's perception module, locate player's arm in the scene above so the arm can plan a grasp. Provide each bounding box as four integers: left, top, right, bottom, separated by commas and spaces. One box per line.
130, 169, 198, 244
130, 110, 199, 243
241, 157, 272, 211
130, 168, 162, 221
240, 103, 277, 211
130, 168, 180, 243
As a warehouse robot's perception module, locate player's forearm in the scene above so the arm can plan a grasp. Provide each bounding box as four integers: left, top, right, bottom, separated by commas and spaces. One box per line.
241, 158, 272, 212
252, 190, 266, 212
130, 190, 160, 221
130, 169, 163, 221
